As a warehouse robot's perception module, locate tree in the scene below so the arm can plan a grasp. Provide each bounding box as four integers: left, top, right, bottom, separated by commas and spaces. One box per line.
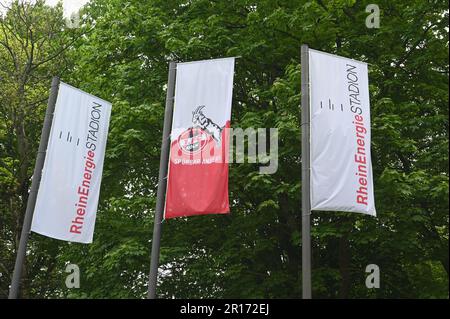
0, 0, 79, 298
0, 0, 448, 299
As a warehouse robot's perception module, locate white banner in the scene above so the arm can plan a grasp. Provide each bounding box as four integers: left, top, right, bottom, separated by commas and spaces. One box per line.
31, 82, 112, 243
309, 49, 376, 216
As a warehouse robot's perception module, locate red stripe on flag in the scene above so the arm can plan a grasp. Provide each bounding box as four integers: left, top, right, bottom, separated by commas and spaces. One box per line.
165, 122, 231, 219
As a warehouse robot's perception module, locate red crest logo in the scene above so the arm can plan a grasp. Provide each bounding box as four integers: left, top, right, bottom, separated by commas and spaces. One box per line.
177, 127, 211, 154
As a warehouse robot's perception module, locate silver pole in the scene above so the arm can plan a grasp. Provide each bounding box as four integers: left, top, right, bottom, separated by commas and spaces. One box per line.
9, 76, 60, 299
301, 44, 312, 299
147, 61, 177, 299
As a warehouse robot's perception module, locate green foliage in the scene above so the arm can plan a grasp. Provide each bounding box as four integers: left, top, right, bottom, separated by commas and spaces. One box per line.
0, 0, 448, 299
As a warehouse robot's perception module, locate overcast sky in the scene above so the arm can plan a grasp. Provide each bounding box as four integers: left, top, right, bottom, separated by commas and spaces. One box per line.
46, 0, 89, 16
0, 0, 89, 17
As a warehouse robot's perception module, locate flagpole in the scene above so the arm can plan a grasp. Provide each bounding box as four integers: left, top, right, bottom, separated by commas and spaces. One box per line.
147, 61, 177, 299
9, 76, 60, 299
301, 44, 312, 299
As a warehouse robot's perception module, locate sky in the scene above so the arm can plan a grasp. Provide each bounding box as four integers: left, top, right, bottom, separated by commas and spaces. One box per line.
45, 0, 89, 17
0, 0, 90, 17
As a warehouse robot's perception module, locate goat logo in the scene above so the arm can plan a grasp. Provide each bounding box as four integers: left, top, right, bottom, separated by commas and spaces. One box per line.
177, 105, 224, 155
192, 105, 223, 143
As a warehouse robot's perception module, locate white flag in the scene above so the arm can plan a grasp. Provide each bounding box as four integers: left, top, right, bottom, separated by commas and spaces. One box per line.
309, 49, 376, 216
31, 82, 112, 243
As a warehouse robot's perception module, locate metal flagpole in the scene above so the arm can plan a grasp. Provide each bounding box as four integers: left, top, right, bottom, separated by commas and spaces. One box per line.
9, 76, 60, 299
147, 61, 177, 299
301, 44, 312, 299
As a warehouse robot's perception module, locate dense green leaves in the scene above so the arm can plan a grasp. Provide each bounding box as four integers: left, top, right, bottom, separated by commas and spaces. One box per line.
0, 0, 448, 299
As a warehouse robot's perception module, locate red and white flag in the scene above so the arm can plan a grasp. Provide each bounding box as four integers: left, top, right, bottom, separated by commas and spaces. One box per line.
165, 58, 235, 219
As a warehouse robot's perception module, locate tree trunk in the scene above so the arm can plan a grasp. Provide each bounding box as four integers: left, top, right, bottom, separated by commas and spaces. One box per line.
338, 234, 351, 299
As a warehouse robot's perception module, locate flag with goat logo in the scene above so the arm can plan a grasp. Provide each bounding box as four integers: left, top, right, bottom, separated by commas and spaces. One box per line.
165, 58, 235, 219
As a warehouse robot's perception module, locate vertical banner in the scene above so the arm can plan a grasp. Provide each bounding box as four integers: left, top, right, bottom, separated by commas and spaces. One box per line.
165, 57, 235, 219
31, 82, 112, 243
309, 49, 376, 216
